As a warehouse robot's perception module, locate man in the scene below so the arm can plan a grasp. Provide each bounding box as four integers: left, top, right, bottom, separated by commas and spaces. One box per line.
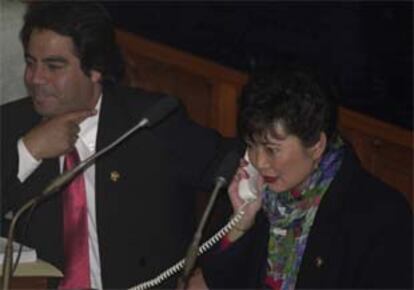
1, 2, 230, 288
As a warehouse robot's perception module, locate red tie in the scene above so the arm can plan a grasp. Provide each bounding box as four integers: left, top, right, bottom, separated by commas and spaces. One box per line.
59, 149, 91, 289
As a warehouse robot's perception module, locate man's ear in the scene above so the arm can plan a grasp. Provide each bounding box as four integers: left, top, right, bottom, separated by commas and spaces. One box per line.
90, 70, 102, 83
310, 132, 327, 161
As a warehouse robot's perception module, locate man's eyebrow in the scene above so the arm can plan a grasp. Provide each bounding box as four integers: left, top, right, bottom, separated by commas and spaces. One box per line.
262, 141, 282, 147
42, 56, 69, 64
24, 54, 69, 65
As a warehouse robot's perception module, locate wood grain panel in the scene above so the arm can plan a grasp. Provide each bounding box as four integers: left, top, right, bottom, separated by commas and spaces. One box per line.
116, 28, 412, 207
339, 109, 413, 205
122, 50, 213, 128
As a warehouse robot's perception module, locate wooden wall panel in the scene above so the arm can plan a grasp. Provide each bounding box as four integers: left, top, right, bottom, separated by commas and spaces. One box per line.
122, 51, 213, 128
339, 108, 413, 205
116, 29, 247, 136
115, 29, 413, 207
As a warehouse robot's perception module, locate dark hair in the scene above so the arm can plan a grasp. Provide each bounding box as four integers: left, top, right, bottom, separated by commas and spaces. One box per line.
20, 1, 124, 83
238, 64, 339, 148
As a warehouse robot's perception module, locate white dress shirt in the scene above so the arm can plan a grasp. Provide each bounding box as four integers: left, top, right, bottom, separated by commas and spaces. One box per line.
17, 96, 103, 289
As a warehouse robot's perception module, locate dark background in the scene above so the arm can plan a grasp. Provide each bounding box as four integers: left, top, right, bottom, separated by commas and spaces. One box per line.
101, 1, 413, 130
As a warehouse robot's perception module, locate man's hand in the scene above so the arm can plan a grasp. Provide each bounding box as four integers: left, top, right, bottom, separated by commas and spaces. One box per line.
23, 110, 96, 160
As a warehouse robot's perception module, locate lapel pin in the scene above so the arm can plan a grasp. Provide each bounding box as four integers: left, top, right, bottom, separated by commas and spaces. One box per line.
110, 170, 121, 182
315, 256, 324, 268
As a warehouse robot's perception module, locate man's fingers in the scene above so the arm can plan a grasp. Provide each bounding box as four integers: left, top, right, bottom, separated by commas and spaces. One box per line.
69, 124, 81, 136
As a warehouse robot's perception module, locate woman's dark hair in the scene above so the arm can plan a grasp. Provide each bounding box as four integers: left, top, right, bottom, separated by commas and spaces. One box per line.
20, 1, 124, 83
238, 64, 339, 148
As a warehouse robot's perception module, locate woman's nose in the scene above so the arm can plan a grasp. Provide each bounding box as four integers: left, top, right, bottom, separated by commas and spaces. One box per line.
253, 148, 270, 171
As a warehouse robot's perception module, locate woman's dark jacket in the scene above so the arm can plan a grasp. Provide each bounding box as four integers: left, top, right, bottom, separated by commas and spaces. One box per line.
202, 145, 413, 289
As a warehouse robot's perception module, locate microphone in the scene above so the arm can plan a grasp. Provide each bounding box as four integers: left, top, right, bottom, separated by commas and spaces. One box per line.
178, 150, 241, 289
41, 96, 178, 198
1, 96, 179, 290
143, 96, 179, 126
213, 150, 242, 186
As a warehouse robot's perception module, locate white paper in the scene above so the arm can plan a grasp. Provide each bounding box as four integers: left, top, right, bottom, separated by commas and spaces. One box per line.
0, 237, 37, 265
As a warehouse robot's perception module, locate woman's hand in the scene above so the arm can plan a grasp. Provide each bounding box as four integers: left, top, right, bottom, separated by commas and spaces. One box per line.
227, 158, 263, 238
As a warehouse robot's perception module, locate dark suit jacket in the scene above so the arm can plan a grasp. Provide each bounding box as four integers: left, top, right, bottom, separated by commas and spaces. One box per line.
202, 145, 413, 289
1, 84, 230, 288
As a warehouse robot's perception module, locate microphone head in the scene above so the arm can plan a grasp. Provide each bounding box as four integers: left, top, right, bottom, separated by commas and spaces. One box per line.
144, 96, 179, 127
215, 150, 242, 185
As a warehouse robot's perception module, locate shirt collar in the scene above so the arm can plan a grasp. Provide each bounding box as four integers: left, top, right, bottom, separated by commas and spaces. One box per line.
78, 94, 102, 152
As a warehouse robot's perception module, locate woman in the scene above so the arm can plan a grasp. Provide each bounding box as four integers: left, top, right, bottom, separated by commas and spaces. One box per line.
202, 65, 413, 289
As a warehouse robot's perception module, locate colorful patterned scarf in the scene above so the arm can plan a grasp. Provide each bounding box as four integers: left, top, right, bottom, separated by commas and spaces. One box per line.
261, 137, 344, 290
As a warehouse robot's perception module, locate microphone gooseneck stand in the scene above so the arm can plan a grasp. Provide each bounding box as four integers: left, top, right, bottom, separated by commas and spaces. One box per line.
178, 150, 241, 289
1, 197, 39, 290
177, 177, 227, 289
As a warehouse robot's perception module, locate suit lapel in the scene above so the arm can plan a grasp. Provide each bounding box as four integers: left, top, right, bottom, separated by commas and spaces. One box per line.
295, 185, 345, 288
296, 148, 355, 288
96, 86, 133, 153
95, 86, 133, 217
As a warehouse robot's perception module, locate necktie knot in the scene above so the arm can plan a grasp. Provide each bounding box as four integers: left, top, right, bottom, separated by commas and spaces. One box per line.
64, 149, 81, 170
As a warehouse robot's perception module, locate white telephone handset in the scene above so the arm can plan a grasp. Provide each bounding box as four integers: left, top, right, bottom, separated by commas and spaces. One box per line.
238, 151, 259, 202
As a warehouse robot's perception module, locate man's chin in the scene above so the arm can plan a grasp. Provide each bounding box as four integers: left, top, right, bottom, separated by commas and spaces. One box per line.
33, 104, 58, 118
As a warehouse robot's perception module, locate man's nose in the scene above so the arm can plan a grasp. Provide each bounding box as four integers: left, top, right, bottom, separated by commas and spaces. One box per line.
29, 65, 48, 85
